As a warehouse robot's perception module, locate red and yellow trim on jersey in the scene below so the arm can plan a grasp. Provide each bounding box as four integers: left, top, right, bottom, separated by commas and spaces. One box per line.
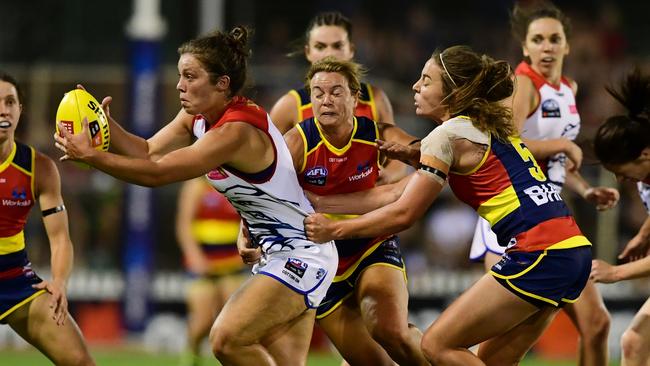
0, 231, 26, 255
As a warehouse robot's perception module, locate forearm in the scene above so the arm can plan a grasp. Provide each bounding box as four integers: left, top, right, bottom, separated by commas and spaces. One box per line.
615, 255, 650, 281
313, 176, 410, 214
522, 137, 569, 160
50, 240, 74, 286
330, 202, 415, 239
637, 216, 650, 242
108, 118, 150, 158
565, 170, 590, 198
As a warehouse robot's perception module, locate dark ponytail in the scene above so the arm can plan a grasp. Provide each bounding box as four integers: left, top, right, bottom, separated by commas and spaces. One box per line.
594, 68, 650, 165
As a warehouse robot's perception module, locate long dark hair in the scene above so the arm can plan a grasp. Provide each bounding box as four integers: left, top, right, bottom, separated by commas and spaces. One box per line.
594, 68, 650, 165
510, 1, 572, 44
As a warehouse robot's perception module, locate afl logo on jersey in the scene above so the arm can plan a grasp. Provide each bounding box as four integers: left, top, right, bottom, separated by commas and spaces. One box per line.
305, 166, 328, 186
541, 99, 561, 118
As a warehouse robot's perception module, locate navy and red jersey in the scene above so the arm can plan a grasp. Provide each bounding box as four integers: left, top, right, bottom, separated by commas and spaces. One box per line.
0, 142, 35, 256
448, 133, 590, 253
297, 116, 387, 274
290, 82, 379, 123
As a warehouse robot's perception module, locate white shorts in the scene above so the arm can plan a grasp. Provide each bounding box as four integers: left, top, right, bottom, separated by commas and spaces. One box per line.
253, 241, 337, 309
469, 216, 505, 261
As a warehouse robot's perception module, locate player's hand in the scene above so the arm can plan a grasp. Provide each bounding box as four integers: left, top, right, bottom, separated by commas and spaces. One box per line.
377, 139, 420, 167
32, 280, 68, 326
563, 140, 582, 172
618, 233, 650, 262
185, 248, 209, 275
77, 84, 114, 120
304, 213, 336, 243
238, 225, 261, 265
54, 117, 95, 162
590, 259, 620, 283
583, 187, 620, 211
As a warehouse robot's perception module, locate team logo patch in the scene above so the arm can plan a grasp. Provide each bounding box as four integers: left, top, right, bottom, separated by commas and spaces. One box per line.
11, 187, 26, 200
305, 166, 328, 186
207, 168, 229, 180
284, 257, 308, 278
541, 99, 561, 118
315, 268, 326, 280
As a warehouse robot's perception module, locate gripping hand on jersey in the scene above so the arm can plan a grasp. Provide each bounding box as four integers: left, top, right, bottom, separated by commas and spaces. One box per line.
376, 139, 420, 167
237, 224, 261, 265
304, 213, 337, 243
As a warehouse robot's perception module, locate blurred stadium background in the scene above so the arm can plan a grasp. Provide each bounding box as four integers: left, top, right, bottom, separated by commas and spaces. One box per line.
1, 0, 649, 364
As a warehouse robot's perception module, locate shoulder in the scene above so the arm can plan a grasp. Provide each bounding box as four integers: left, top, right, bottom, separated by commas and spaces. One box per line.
270, 92, 301, 134
562, 76, 578, 95
34, 150, 61, 194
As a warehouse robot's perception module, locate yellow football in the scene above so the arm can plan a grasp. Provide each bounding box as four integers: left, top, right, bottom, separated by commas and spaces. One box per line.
56, 89, 110, 152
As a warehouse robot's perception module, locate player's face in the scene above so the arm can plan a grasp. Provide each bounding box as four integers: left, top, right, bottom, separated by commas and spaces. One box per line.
176, 53, 222, 116
0, 80, 22, 142
305, 25, 355, 63
412, 58, 448, 123
523, 17, 569, 80
310, 71, 357, 127
605, 148, 650, 182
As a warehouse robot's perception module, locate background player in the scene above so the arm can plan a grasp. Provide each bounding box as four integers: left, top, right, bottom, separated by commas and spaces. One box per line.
591, 68, 650, 366
270, 11, 407, 183
0, 72, 95, 365
176, 177, 245, 366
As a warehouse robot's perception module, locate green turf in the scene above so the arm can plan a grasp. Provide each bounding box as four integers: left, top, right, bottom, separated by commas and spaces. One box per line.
0, 348, 619, 365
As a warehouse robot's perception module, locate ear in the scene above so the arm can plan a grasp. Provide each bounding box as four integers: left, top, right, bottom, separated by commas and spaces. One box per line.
304, 44, 315, 63
564, 42, 570, 56
522, 43, 529, 58
349, 42, 356, 59
215, 75, 231, 92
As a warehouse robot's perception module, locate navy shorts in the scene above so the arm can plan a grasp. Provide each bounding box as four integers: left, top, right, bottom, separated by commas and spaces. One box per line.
316, 236, 405, 318
490, 246, 592, 308
0, 250, 45, 322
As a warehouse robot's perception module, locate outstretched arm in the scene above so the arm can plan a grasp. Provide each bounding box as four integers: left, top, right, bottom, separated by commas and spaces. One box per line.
309, 173, 412, 215
55, 119, 251, 187
175, 178, 209, 275
305, 170, 443, 242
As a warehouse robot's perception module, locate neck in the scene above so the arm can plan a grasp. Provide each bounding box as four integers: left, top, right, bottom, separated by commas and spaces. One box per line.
0, 139, 14, 162
319, 118, 354, 149
203, 97, 233, 124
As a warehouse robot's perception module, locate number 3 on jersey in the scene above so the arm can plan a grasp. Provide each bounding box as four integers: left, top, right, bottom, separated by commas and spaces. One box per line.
509, 137, 546, 182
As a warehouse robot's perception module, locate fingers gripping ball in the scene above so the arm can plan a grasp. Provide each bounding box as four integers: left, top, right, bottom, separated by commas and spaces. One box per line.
56, 89, 110, 152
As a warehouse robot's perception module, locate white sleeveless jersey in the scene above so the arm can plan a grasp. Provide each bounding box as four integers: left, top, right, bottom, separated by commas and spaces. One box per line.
517, 62, 580, 190
192, 98, 317, 255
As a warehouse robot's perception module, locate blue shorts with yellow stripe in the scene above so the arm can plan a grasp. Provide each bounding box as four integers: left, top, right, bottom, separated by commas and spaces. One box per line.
316, 236, 405, 319
0, 250, 45, 323
490, 246, 591, 308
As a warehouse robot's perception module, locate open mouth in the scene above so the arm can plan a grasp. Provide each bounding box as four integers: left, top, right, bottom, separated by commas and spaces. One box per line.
0, 121, 11, 129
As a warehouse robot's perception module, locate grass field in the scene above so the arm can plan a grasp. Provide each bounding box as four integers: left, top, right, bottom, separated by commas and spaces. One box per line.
0, 348, 620, 366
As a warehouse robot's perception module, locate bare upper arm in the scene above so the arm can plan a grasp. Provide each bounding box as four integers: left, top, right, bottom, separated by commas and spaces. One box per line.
512, 74, 538, 133
176, 178, 205, 229
35, 152, 63, 209
284, 126, 305, 173
372, 86, 395, 125
270, 93, 300, 134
